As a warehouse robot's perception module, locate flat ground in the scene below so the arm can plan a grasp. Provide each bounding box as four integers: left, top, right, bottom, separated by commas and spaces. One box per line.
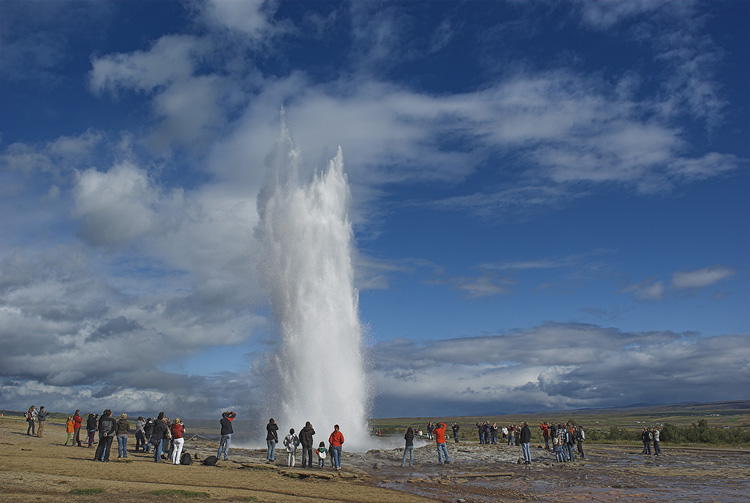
1, 417, 748, 502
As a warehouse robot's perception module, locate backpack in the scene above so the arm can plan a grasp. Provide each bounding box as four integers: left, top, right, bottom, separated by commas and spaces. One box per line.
202, 455, 218, 466
180, 452, 193, 465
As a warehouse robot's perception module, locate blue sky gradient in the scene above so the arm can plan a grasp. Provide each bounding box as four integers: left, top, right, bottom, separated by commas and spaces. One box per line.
1, 0, 748, 420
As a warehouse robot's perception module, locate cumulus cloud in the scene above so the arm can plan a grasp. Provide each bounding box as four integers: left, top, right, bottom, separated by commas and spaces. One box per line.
371, 322, 749, 416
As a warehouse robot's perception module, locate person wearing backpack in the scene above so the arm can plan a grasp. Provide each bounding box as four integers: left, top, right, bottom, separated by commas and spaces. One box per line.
283, 428, 300, 467
36, 407, 49, 437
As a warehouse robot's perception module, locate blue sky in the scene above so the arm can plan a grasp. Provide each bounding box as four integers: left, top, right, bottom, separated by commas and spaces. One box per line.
1, 1, 748, 420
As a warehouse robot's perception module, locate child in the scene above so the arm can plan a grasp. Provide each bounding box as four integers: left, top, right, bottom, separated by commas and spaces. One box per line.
283, 428, 300, 467
64, 416, 74, 446
316, 441, 327, 467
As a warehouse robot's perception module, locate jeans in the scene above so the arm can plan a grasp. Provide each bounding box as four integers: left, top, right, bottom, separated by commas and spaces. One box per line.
171, 437, 184, 464
479, 432, 485, 444
95, 435, 114, 461
508, 435, 514, 445
153, 438, 163, 462
491, 433, 497, 444
577, 440, 585, 458
401, 445, 414, 467
453, 432, 459, 443
331, 446, 342, 468
437, 442, 450, 463
301, 445, 313, 467
88, 430, 96, 447
27, 420, 36, 435
544, 436, 550, 449
654, 441, 661, 455
267, 439, 276, 461
522, 442, 531, 463
567, 443, 576, 462
162, 438, 169, 459
218, 434, 231, 460
642, 441, 651, 455
117, 434, 128, 458
135, 431, 146, 452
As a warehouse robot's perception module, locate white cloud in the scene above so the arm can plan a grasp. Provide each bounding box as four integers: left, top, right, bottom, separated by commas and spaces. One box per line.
671, 266, 736, 290
199, 0, 278, 39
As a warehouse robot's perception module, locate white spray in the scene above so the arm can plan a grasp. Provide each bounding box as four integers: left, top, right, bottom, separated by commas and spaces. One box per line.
255, 117, 371, 450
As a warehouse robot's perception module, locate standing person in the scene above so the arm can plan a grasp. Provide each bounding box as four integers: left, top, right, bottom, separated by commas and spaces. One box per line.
36, 406, 49, 437
541, 422, 550, 450
641, 427, 652, 455
519, 422, 532, 464
170, 418, 185, 465
507, 424, 515, 445
134, 417, 146, 452
116, 413, 130, 459
26, 406, 37, 436
401, 426, 415, 467
299, 421, 315, 468
451, 422, 460, 443
217, 411, 236, 461
501, 425, 508, 441
426, 421, 434, 440
86, 412, 97, 447
283, 428, 299, 467
328, 424, 344, 470
565, 424, 576, 462
653, 426, 661, 456
316, 441, 327, 467
577, 426, 586, 459
151, 412, 168, 462
476, 422, 484, 444
490, 423, 499, 445
143, 417, 154, 453
72, 410, 83, 447
94, 409, 116, 462
433, 421, 450, 465
64, 416, 75, 446
266, 418, 279, 463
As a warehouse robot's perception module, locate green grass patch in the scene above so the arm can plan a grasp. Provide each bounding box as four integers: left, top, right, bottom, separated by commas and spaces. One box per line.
70, 488, 105, 495
150, 489, 210, 498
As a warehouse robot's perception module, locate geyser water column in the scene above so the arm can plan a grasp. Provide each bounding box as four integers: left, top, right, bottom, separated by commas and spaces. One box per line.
255, 119, 371, 450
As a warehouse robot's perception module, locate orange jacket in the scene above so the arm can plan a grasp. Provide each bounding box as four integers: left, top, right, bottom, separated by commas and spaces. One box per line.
66, 420, 75, 433
434, 423, 447, 443
329, 430, 344, 447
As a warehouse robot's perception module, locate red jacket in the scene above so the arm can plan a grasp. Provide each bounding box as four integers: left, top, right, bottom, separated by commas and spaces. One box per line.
171, 423, 184, 439
73, 414, 82, 429
329, 430, 344, 447
434, 423, 447, 443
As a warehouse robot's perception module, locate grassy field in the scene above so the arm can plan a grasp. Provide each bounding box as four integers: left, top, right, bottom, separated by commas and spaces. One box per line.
368, 400, 750, 445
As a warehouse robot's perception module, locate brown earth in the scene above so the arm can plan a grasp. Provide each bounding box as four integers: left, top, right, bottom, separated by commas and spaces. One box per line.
2, 417, 748, 502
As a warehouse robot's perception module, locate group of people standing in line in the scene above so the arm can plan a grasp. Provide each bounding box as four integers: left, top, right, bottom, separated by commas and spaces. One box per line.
266, 418, 345, 470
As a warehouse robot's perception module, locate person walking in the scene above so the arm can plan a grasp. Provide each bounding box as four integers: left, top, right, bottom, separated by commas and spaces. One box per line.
36, 406, 49, 437
520, 422, 532, 464
433, 421, 450, 465
72, 410, 83, 447
328, 424, 344, 470
401, 426, 415, 467
266, 418, 279, 463
217, 411, 236, 461
283, 428, 300, 467
116, 413, 130, 458
171, 418, 185, 465
299, 421, 315, 468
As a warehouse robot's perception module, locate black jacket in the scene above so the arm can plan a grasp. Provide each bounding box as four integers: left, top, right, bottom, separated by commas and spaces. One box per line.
99, 415, 116, 437
519, 425, 531, 443
266, 421, 278, 441
299, 424, 315, 447
404, 428, 414, 447
86, 414, 97, 431
151, 420, 168, 442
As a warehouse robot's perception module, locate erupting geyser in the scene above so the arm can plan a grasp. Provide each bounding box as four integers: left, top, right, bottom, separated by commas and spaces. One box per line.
255, 117, 371, 450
